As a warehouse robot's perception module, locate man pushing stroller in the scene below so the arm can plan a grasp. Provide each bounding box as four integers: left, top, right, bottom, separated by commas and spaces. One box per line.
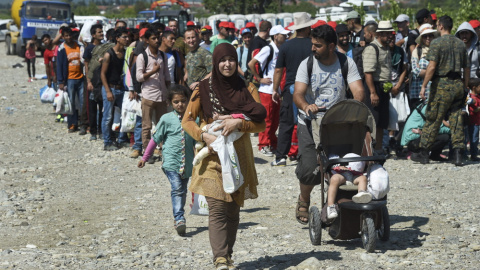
292, 25, 364, 224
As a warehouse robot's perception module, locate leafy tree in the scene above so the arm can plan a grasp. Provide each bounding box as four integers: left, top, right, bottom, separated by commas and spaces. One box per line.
134, 1, 149, 14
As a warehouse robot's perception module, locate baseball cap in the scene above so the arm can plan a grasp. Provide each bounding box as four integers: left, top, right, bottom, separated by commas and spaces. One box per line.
139, 28, 147, 37
228, 22, 235, 29
187, 21, 195, 26
327, 21, 337, 31
335, 23, 349, 34
311, 20, 327, 29
416, 8, 430, 21
431, 13, 437, 20
269, 25, 290, 35
241, 28, 252, 35
394, 14, 410, 23
346, 11, 360, 21
246, 22, 256, 28
470, 20, 480, 29
219, 21, 229, 28
285, 21, 295, 31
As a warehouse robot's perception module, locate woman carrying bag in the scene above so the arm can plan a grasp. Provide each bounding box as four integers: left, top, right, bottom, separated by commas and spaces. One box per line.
182, 43, 266, 270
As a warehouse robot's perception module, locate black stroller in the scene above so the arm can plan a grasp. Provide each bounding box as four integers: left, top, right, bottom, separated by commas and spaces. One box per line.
308, 100, 390, 252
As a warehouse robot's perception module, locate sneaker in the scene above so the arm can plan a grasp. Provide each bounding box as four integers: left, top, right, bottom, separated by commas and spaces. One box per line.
89, 135, 97, 141
68, 125, 78, 133
288, 156, 298, 165
79, 127, 87, 135
214, 257, 229, 270
259, 146, 273, 157
327, 205, 338, 219
270, 158, 286, 166
104, 144, 118, 151
55, 114, 62, 122
174, 220, 186, 236
352, 190, 373, 204
130, 150, 141, 159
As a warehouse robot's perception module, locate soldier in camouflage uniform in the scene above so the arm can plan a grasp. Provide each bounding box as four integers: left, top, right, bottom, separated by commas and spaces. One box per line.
184, 29, 213, 91
411, 16, 471, 166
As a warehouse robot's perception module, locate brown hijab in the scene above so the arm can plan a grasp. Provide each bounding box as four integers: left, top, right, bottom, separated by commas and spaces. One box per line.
197, 43, 266, 122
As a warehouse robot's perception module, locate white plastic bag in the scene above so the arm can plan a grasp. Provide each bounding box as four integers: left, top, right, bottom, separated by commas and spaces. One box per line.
367, 164, 390, 200
53, 90, 62, 108
210, 131, 244, 194
40, 87, 56, 103
55, 90, 72, 115
190, 193, 209, 215
389, 92, 411, 130
120, 110, 136, 133
112, 106, 121, 132
122, 93, 142, 117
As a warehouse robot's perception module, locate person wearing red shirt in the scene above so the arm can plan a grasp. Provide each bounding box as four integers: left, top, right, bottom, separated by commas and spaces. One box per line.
467, 78, 480, 161
42, 34, 57, 87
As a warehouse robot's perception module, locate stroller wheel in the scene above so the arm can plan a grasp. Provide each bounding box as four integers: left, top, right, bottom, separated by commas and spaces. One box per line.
309, 206, 322, 245
361, 213, 377, 252
378, 206, 390, 241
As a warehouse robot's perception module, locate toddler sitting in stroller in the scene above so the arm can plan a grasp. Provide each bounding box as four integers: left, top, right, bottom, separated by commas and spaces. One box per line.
327, 153, 373, 219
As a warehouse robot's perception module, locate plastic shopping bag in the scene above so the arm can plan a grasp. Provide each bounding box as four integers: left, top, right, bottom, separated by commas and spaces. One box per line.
190, 193, 209, 216
55, 90, 73, 115
39, 85, 48, 98
122, 93, 142, 117
210, 132, 244, 194
120, 110, 136, 133
112, 106, 121, 132
367, 164, 390, 200
40, 87, 56, 103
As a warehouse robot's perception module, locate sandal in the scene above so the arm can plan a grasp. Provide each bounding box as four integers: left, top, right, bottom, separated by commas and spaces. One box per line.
295, 196, 310, 225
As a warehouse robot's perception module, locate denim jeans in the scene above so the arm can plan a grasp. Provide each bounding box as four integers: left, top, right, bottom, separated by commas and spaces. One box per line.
67, 79, 84, 127
468, 125, 479, 157
101, 87, 128, 146
163, 170, 189, 222
133, 115, 143, 151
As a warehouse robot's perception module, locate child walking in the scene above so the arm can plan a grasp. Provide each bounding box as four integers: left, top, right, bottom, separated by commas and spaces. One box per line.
25, 35, 38, 82
138, 85, 194, 236
467, 78, 480, 161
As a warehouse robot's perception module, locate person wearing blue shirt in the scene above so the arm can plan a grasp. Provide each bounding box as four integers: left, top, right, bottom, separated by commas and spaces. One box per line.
336, 23, 354, 58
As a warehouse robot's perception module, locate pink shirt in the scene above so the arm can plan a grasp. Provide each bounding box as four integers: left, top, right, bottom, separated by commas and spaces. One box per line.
135, 48, 171, 102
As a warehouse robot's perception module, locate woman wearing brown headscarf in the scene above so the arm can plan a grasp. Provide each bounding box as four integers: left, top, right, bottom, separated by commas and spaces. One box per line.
182, 43, 266, 270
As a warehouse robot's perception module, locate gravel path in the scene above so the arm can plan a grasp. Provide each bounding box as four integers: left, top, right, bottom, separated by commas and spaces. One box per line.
1, 45, 480, 269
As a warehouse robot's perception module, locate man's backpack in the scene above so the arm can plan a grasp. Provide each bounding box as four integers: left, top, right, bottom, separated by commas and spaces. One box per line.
87, 42, 115, 81
91, 47, 115, 88
306, 51, 351, 98
352, 43, 379, 80
251, 45, 274, 80
131, 50, 166, 93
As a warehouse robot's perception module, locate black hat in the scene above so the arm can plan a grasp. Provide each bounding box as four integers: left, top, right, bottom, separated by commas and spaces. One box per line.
336, 23, 349, 34
416, 8, 430, 21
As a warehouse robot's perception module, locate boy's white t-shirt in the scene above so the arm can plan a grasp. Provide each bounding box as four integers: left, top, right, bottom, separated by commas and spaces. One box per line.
254, 41, 279, 95
295, 55, 361, 123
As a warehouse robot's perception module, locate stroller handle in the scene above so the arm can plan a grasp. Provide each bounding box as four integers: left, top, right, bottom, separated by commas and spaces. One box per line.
308, 107, 327, 119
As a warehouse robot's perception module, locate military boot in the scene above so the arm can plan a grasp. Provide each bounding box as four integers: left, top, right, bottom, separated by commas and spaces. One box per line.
410, 148, 429, 164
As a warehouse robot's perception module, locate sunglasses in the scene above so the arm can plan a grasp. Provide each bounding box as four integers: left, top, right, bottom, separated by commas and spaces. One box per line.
422, 34, 435, 39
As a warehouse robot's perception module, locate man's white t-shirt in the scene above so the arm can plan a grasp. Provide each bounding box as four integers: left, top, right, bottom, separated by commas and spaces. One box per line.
295, 55, 361, 123
166, 52, 176, 84
254, 41, 279, 95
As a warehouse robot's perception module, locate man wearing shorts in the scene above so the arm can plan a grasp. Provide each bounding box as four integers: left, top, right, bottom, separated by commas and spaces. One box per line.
293, 25, 364, 224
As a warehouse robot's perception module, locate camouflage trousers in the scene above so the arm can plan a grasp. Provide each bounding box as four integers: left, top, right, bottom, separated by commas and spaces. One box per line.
420, 77, 465, 150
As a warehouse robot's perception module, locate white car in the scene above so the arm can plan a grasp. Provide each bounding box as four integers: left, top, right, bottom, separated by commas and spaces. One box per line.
0, 20, 12, 42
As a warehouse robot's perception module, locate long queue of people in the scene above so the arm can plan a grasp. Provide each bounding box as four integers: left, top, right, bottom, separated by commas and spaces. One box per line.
32, 9, 480, 270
